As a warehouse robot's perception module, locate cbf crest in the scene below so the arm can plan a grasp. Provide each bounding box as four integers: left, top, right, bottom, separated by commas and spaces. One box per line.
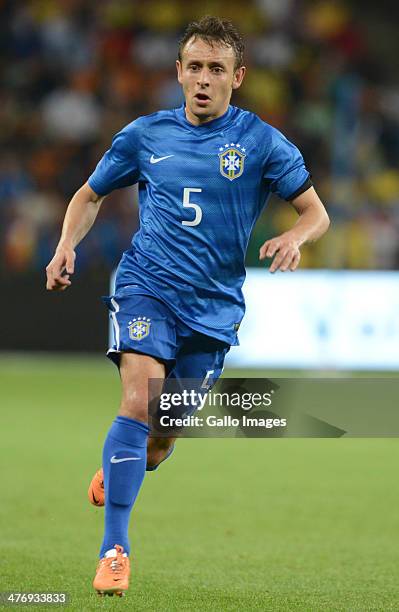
128, 317, 151, 341
218, 142, 246, 181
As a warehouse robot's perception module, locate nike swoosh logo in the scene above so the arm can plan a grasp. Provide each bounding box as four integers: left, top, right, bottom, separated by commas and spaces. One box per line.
110, 455, 141, 463
150, 154, 174, 164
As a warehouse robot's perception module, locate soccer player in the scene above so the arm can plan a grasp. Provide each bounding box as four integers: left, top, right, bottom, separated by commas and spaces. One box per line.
46, 16, 329, 596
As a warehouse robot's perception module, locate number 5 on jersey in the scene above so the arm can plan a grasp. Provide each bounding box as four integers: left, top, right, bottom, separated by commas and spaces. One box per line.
182, 187, 202, 227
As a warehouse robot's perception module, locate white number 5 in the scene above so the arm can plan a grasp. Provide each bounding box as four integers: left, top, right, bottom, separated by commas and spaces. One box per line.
182, 187, 202, 227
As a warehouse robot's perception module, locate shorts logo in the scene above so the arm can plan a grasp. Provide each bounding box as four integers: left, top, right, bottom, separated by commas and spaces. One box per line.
218, 142, 246, 181
128, 317, 151, 341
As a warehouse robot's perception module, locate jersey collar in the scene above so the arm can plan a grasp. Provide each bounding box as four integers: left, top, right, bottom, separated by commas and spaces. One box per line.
175, 103, 235, 133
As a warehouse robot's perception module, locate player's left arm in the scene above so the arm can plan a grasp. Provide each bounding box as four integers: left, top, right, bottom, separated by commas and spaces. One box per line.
259, 186, 330, 273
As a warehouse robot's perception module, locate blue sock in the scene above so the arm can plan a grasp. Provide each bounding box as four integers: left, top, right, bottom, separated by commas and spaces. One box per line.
100, 415, 149, 558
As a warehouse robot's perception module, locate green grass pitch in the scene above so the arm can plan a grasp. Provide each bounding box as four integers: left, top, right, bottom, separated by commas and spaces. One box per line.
1, 355, 399, 611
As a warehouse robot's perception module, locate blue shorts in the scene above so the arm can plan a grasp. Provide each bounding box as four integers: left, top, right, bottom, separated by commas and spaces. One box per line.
103, 288, 230, 389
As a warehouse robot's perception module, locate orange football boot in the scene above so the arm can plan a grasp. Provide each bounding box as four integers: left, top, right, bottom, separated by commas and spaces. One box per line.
93, 545, 130, 596
88, 468, 104, 507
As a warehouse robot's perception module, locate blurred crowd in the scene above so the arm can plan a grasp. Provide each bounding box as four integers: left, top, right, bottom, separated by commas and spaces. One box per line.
1, 0, 399, 274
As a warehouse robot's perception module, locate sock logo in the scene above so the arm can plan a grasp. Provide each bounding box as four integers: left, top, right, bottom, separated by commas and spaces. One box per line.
110, 455, 141, 463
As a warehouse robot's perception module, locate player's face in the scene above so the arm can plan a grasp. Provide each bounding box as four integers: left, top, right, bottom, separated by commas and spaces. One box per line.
176, 37, 246, 125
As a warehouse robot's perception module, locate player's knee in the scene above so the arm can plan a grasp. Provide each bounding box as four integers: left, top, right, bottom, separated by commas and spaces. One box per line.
119, 391, 148, 423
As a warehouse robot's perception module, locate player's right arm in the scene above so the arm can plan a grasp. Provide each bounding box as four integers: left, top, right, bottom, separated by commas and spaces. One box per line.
46, 120, 140, 291
46, 182, 105, 291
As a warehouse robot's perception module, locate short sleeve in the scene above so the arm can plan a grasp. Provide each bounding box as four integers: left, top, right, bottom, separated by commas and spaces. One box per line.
263, 128, 311, 201
88, 123, 140, 196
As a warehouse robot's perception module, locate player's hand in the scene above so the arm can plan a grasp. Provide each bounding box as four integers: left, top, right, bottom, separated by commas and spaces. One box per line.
259, 233, 301, 272
46, 245, 76, 291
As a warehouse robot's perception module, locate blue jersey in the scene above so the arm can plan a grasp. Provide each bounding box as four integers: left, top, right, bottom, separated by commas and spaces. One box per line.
88, 104, 311, 346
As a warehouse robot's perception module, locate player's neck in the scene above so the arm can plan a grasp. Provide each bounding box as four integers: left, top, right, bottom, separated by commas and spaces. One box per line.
184, 104, 230, 126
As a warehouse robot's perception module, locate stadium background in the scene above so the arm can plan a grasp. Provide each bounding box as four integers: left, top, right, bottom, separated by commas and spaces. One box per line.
1, 1, 399, 609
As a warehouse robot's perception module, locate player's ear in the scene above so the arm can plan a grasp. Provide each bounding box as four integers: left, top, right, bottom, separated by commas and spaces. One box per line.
232, 66, 246, 90
176, 60, 183, 84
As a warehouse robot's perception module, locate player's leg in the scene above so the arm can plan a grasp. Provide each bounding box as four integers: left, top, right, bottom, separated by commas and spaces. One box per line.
93, 292, 176, 595
99, 352, 165, 557
93, 352, 164, 596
